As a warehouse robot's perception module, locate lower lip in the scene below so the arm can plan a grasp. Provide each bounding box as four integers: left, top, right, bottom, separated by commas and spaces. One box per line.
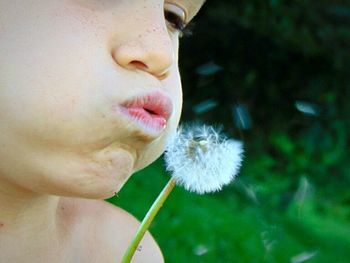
118, 106, 167, 135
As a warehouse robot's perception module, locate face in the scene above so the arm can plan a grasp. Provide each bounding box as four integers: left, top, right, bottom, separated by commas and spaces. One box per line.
0, 0, 205, 199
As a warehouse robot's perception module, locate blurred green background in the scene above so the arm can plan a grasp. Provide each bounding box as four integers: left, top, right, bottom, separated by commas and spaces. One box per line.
109, 1, 350, 262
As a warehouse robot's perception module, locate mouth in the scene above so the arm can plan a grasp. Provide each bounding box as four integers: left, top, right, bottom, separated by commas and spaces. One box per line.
117, 91, 174, 136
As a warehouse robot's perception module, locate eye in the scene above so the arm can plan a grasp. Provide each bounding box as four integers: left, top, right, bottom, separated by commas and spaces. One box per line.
164, 3, 189, 37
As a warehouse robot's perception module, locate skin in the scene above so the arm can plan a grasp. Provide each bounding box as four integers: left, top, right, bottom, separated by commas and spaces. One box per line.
0, 0, 205, 262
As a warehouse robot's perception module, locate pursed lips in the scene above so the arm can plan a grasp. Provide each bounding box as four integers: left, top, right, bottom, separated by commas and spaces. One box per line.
116, 91, 174, 136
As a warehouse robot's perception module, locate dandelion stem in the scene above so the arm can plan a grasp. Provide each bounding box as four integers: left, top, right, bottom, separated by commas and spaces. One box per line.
121, 177, 176, 263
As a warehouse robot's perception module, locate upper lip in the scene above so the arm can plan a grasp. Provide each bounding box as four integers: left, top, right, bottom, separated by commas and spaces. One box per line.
119, 91, 173, 120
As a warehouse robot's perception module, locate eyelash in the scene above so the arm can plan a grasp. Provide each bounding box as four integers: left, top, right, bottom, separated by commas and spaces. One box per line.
164, 10, 193, 37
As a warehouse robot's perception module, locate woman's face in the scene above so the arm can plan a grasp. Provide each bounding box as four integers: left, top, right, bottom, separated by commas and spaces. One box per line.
0, 0, 204, 198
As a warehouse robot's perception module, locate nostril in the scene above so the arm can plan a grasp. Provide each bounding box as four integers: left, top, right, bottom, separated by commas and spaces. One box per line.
129, 60, 169, 80
129, 60, 148, 71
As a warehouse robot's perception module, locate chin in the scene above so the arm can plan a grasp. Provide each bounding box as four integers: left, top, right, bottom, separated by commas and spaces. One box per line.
34, 149, 135, 200
133, 130, 172, 172
75, 150, 134, 199
45, 175, 128, 200
70, 187, 121, 200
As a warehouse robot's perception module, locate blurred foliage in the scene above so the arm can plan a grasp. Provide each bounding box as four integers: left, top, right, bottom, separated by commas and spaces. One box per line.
109, 1, 350, 262
179, 0, 349, 207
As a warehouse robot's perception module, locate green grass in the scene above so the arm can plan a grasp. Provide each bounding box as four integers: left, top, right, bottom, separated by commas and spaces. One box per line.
107, 158, 350, 263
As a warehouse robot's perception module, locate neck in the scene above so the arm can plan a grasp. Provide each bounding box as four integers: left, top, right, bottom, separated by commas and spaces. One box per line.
0, 178, 61, 244
0, 177, 88, 263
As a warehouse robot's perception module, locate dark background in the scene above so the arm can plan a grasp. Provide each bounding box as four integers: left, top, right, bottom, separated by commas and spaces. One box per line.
111, 1, 350, 262
180, 0, 349, 213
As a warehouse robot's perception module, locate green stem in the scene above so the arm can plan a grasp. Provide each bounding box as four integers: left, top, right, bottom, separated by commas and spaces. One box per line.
121, 177, 176, 263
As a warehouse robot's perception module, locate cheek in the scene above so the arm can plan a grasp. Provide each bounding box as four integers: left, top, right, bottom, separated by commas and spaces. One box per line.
0, 2, 105, 144
168, 67, 183, 127
0, 69, 83, 144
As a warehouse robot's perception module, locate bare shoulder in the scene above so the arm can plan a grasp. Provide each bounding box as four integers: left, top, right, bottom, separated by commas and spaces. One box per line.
61, 198, 164, 263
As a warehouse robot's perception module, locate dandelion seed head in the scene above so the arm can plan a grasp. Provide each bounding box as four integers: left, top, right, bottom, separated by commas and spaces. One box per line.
164, 124, 244, 194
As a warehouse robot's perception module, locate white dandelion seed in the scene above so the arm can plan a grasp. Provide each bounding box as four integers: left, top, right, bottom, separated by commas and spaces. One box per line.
164, 124, 244, 194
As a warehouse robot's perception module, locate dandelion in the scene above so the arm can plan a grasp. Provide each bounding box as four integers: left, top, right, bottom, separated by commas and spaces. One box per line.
164, 124, 244, 194
121, 124, 244, 263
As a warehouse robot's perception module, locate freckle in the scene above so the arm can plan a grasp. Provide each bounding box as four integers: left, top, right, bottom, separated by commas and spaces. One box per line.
0, 223, 4, 228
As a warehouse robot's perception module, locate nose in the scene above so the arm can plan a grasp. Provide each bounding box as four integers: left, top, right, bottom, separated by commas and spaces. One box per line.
111, 17, 175, 80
